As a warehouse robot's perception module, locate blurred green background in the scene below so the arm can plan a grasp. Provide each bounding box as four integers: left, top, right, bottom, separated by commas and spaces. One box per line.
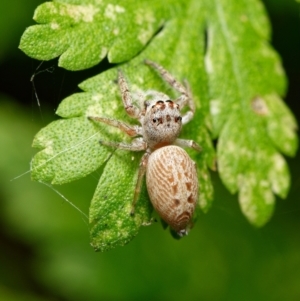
0, 0, 300, 300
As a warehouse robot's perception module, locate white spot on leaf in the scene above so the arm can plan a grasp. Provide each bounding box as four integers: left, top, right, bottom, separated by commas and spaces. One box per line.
226, 140, 238, 152
92, 94, 103, 102
87, 100, 118, 118
199, 195, 208, 209
135, 9, 155, 44
51, 22, 60, 30
61, 4, 99, 23
269, 153, 289, 197
44, 140, 54, 155
251, 97, 269, 115
210, 99, 220, 116
105, 4, 125, 21
239, 174, 258, 222
135, 9, 155, 25
262, 188, 274, 205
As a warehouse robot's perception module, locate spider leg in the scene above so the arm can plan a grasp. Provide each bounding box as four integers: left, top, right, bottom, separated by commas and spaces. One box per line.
100, 138, 147, 151
144, 59, 187, 95
174, 138, 202, 152
183, 79, 195, 112
145, 60, 195, 124
118, 70, 142, 120
130, 152, 150, 215
175, 80, 195, 124
88, 116, 142, 136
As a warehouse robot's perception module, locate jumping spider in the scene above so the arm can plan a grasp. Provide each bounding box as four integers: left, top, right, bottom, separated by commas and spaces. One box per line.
88, 60, 201, 236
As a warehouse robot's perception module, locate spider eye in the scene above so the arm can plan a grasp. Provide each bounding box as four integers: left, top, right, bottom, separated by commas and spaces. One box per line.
153, 118, 157, 123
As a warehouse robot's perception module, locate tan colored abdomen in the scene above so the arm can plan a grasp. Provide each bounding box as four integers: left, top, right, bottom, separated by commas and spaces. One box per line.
146, 145, 198, 233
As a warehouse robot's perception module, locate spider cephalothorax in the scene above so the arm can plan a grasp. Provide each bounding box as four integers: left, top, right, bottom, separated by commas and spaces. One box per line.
143, 99, 182, 149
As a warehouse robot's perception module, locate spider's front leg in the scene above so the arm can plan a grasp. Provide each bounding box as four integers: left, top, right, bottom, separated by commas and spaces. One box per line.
88, 115, 146, 150
88, 116, 142, 137
100, 137, 147, 152
118, 70, 143, 121
144, 59, 195, 125
144, 59, 187, 96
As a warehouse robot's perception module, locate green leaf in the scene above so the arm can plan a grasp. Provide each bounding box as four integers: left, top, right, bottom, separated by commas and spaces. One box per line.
19, 0, 169, 70
23, 0, 298, 250
204, 0, 298, 226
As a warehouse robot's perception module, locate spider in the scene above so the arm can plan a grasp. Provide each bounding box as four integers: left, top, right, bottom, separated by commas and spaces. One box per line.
88, 60, 201, 237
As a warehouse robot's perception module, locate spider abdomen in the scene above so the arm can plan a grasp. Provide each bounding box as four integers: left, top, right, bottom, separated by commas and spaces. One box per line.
146, 145, 198, 236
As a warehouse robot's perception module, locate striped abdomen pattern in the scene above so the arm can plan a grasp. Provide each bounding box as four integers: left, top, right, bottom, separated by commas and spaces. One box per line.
146, 145, 198, 235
